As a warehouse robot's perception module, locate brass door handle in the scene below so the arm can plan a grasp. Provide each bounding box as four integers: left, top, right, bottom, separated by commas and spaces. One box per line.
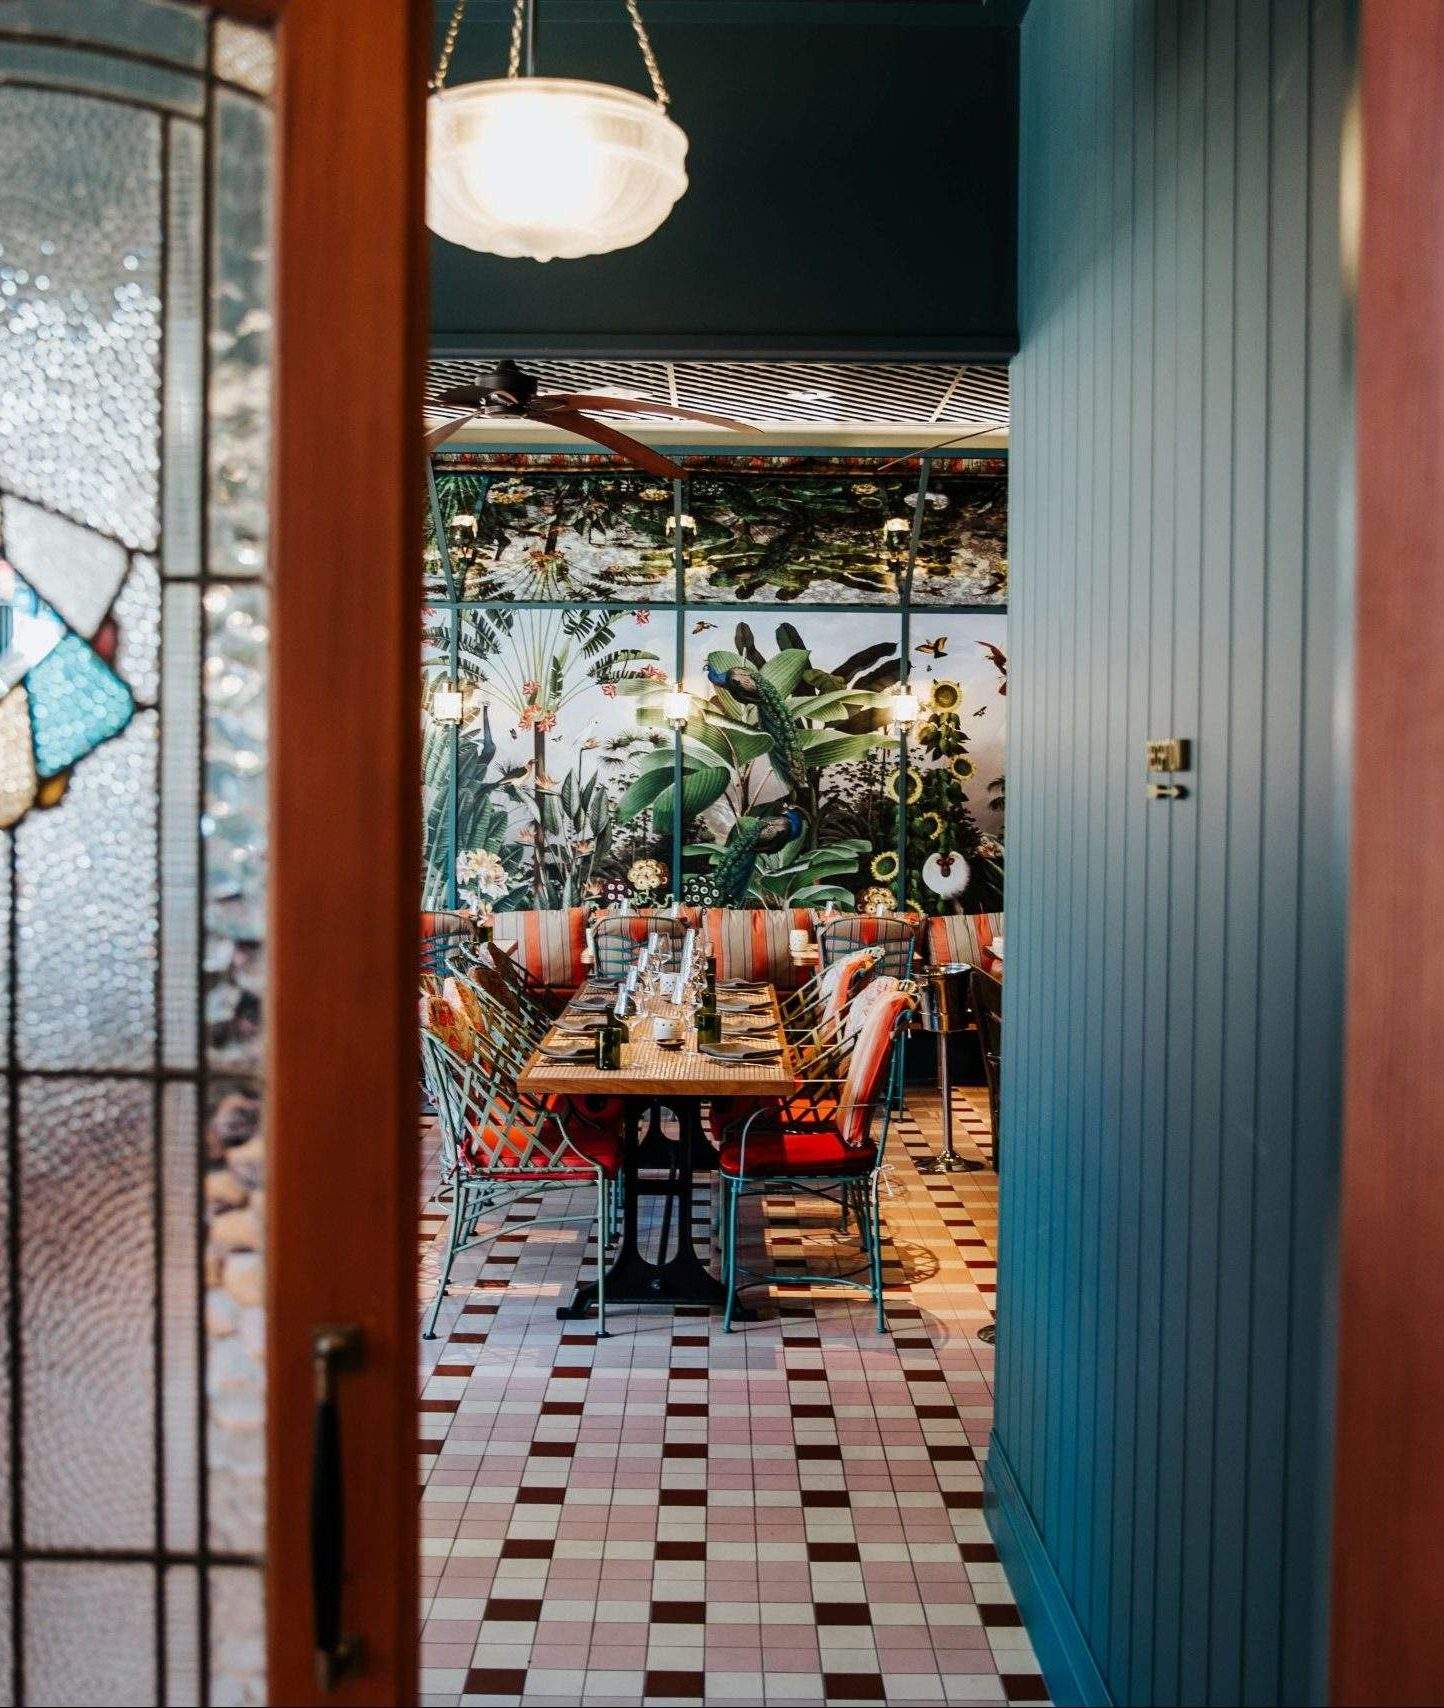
312, 1325, 364, 1690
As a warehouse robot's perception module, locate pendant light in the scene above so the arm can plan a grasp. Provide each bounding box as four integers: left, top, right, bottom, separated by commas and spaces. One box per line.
428, 0, 689, 263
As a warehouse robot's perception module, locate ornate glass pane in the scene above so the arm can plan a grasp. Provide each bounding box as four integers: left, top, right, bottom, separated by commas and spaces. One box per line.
209, 92, 273, 580
0, 88, 163, 551
24, 1563, 156, 1706
0, 10, 272, 1700
19, 1079, 155, 1548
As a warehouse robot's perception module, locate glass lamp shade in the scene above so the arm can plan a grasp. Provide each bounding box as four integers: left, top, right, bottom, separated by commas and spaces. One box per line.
889, 686, 922, 728
427, 78, 689, 262
432, 682, 465, 724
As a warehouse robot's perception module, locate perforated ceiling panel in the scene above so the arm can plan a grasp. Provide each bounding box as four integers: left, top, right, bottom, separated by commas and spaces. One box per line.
425, 358, 1010, 433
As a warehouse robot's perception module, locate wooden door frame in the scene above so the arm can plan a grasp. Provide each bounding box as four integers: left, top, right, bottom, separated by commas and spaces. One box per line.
1333, 4, 1444, 1701
244, 0, 429, 1700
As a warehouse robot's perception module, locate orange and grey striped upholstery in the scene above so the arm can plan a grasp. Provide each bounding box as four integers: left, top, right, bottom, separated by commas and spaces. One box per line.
817, 913, 918, 979
703, 908, 815, 990
488, 907, 589, 995
836, 979, 915, 1144
421, 909, 470, 981
925, 911, 1004, 973
591, 911, 689, 980
818, 948, 878, 1037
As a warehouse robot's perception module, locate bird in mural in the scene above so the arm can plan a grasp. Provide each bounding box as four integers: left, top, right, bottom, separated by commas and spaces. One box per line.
978, 641, 1008, 694
714, 807, 807, 905
704, 657, 808, 794
691, 620, 717, 635
915, 636, 949, 659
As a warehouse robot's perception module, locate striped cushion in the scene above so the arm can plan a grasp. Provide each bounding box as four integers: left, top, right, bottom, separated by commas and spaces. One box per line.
837, 980, 913, 1145
925, 911, 1003, 972
488, 908, 588, 991
704, 908, 815, 990
421, 909, 469, 939
819, 948, 878, 1036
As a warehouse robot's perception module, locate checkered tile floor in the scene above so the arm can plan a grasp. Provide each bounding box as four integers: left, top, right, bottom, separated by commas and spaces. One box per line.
419, 1086, 1047, 1708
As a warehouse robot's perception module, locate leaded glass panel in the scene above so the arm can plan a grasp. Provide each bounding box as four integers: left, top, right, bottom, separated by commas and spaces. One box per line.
0, 8, 272, 1701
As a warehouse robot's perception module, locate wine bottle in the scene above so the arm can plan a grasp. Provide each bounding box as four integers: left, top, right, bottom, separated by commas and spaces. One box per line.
694, 973, 720, 1047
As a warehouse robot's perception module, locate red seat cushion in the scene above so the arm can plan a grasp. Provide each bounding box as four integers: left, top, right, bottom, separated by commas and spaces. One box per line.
707, 1093, 835, 1142
718, 1121, 876, 1179
559, 1127, 623, 1176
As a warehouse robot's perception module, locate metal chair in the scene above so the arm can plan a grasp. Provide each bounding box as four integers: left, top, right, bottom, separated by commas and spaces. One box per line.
715, 978, 917, 1333
817, 913, 918, 979
591, 910, 690, 981
420, 1001, 621, 1339
970, 966, 1003, 1169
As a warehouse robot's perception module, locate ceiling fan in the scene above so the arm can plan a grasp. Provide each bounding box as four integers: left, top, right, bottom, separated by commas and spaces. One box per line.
423, 358, 760, 478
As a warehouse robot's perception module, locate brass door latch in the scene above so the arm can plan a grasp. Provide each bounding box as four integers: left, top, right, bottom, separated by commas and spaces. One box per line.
1146, 738, 1191, 800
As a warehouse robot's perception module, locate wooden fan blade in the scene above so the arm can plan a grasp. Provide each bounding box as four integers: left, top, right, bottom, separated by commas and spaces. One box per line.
534, 406, 686, 479
534, 394, 762, 432
433, 382, 490, 409
423, 411, 477, 452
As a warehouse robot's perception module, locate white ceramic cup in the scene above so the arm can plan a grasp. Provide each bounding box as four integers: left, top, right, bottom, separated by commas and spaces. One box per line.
653, 1016, 682, 1044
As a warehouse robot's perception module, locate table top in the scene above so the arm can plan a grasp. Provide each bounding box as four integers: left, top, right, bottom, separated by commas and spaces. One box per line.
519, 983, 799, 1099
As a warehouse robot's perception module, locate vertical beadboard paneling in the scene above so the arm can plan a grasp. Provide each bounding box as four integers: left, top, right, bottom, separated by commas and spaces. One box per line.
989, 2, 1351, 1704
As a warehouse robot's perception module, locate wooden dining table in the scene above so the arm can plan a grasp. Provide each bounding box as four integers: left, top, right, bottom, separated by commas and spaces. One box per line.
518, 981, 798, 1320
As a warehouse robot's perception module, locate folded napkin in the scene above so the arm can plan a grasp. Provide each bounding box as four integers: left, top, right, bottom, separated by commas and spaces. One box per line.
698, 1041, 783, 1062
540, 1042, 593, 1060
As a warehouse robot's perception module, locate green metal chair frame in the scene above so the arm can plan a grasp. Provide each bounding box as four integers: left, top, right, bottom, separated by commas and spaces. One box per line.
420, 1023, 618, 1340
715, 985, 915, 1334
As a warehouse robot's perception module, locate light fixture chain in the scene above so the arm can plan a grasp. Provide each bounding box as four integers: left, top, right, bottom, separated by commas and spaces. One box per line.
431, 0, 467, 90
623, 0, 671, 109
506, 0, 526, 78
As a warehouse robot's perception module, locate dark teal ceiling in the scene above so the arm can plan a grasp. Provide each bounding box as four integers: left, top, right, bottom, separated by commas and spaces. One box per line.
429, 1, 1021, 359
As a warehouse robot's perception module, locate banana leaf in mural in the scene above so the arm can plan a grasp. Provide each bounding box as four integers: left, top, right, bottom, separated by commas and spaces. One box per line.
617, 620, 898, 904
424, 470, 675, 603
681, 474, 1008, 606
685, 477, 911, 604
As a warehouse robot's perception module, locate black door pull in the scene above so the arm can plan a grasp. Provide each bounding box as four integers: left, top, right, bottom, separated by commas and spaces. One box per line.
312, 1325, 364, 1690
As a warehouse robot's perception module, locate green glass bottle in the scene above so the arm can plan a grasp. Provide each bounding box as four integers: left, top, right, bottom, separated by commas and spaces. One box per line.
597, 991, 630, 1070
597, 1011, 624, 1070
695, 987, 721, 1047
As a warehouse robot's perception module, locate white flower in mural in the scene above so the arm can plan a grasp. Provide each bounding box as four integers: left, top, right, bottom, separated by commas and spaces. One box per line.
456, 848, 508, 900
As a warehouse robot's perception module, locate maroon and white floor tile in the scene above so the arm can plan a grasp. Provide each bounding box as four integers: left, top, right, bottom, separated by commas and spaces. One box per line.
417, 1088, 1047, 1708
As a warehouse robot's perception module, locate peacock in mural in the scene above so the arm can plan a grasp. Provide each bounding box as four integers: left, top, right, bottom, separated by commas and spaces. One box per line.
712, 806, 806, 905
704, 658, 809, 794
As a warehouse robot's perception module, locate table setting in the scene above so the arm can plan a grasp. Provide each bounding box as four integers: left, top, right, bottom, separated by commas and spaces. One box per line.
517, 930, 797, 1317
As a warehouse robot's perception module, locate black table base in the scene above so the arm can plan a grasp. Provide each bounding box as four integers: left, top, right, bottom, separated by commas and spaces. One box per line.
558, 1099, 754, 1324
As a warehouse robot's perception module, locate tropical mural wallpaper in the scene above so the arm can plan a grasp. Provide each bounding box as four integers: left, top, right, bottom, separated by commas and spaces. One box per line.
422, 455, 1007, 918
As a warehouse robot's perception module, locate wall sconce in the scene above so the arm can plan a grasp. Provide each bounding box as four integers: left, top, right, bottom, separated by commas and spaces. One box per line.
434, 678, 487, 726
662, 682, 693, 729
888, 682, 921, 730
881, 516, 911, 569
432, 680, 466, 725
447, 511, 480, 569
666, 513, 697, 558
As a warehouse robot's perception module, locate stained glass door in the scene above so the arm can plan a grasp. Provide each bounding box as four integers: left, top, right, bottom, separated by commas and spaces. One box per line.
0, 2, 426, 1703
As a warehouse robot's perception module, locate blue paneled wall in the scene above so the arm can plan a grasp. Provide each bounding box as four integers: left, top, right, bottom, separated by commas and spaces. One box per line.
990, 2, 1353, 1703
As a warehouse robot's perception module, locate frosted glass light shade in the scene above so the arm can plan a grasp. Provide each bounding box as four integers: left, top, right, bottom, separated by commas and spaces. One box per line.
428, 78, 689, 262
